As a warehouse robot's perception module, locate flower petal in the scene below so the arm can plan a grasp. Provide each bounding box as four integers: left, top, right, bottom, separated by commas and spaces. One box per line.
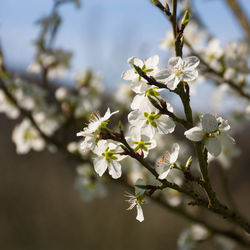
201, 113, 218, 133
182, 70, 198, 82
166, 75, 181, 90
167, 143, 180, 164
140, 124, 156, 139
130, 81, 148, 94
121, 69, 137, 80
128, 56, 143, 68
157, 116, 176, 134
184, 127, 204, 141
93, 157, 107, 176
158, 165, 171, 180
130, 94, 143, 110
136, 204, 144, 222
217, 117, 230, 131
145, 54, 159, 68
168, 57, 182, 68
128, 110, 140, 124
154, 69, 172, 82
108, 160, 122, 179
183, 56, 200, 70
205, 137, 221, 157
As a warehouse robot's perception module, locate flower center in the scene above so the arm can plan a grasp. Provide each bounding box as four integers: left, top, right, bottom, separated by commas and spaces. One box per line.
102, 147, 118, 162
144, 112, 161, 128
24, 129, 35, 141
132, 139, 152, 152
173, 67, 182, 77
136, 194, 145, 205
134, 64, 154, 81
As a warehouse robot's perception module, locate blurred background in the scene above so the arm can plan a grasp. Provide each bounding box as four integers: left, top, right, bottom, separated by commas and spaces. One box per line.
0, 0, 250, 249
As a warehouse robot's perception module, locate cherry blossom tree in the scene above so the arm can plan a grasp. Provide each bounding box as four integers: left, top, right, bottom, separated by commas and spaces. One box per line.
0, 0, 250, 249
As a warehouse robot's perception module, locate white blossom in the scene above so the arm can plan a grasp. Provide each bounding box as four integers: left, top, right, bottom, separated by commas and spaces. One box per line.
74, 69, 103, 92
33, 110, 61, 136
156, 143, 180, 179
0, 89, 20, 119
224, 41, 249, 72
199, 39, 223, 69
128, 104, 175, 138
184, 113, 235, 156
27, 50, 71, 79
184, 22, 208, 49
12, 119, 45, 154
55, 87, 68, 101
125, 178, 146, 222
121, 55, 160, 82
155, 56, 200, 90
77, 108, 119, 152
92, 140, 126, 179
160, 22, 207, 51
130, 87, 160, 112
126, 134, 156, 158
208, 133, 241, 169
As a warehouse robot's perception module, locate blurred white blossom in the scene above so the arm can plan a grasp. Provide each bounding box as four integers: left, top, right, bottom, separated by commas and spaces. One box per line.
12, 119, 45, 154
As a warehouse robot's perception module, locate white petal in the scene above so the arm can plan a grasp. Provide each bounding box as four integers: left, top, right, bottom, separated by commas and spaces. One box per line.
136, 204, 144, 222
184, 127, 204, 141
201, 113, 218, 133
157, 116, 175, 134
108, 160, 122, 179
93, 157, 107, 176
131, 94, 143, 110
158, 166, 171, 180
217, 117, 230, 131
166, 75, 181, 90
129, 126, 142, 139
128, 56, 143, 68
140, 124, 156, 139
146, 138, 157, 150
219, 132, 235, 145
77, 131, 85, 137
154, 69, 172, 82
182, 70, 198, 82
128, 110, 140, 124
130, 81, 148, 94
103, 108, 119, 120
166, 102, 174, 112
121, 69, 137, 80
167, 143, 180, 164
168, 57, 182, 68
145, 54, 159, 68
32, 138, 45, 151
183, 56, 200, 70
205, 137, 221, 157
93, 140, 107, 155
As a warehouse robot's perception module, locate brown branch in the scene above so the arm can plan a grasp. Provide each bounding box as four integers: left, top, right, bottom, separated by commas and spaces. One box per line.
117, 177, 250, 248
151, 0, 250, 233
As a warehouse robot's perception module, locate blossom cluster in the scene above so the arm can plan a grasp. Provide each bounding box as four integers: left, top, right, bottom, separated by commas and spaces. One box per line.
0, 1, 248, 247
77, 53, 235, 221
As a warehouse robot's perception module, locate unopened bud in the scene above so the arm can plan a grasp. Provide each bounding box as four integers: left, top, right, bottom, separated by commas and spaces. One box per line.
118, 120, 123, 132
181, 10, 189, 26
185, 156, 192, 169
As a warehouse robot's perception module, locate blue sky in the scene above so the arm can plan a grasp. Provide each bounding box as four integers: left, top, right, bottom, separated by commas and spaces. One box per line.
0, 0, 249, 111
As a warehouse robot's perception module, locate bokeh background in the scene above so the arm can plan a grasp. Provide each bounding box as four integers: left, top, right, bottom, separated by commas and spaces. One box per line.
0, 0, 250, 249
